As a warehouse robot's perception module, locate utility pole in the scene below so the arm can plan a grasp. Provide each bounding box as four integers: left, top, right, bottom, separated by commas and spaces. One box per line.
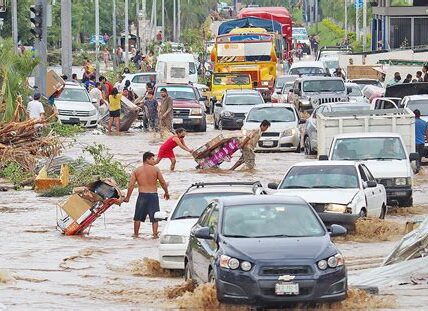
61, 0, 72, 78
356, 1, 360, 42
363, 0, 367, 51
12, 0, 18, 49
95, 0, 100, 79
315, 0, 319, 33
125, 0, 129, 67
136, 0, 140, 50
153, 0, 157, 39
173, 0, 176, 42
142, 0, 146, 53
344, 0, 348, 38
177, 0, 180, 42
162, 0, 165, 36
112, 0, 117, 70
35, 0, 47, 95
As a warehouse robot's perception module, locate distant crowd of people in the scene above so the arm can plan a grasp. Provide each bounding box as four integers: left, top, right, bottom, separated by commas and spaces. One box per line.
387, 65, 428, 87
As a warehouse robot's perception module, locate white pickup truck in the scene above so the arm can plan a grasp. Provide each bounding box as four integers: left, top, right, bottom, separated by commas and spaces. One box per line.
317, 108, 419, 207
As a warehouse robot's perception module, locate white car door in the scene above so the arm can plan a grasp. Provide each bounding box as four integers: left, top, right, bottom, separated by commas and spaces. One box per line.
358, 164, 380, 217
361, 164, 385, 217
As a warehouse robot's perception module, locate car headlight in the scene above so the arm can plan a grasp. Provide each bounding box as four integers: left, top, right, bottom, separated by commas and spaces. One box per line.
395, 177, 409, 186
311, 98, 320, 106
318, 254, 344, 270
159, 235, 186, 244
282, 128, 297, 137
325, 203, 347, 213
221, 110, 234, 118
262, 81, 269, 86
219, 255, 252, 271
88, 109, 97, 116
190, 108, 202, 115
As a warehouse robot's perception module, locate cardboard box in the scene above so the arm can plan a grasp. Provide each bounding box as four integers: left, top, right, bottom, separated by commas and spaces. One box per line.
46, 70, 65, 98
192, 134, 226, 159
60, 194, 93, 221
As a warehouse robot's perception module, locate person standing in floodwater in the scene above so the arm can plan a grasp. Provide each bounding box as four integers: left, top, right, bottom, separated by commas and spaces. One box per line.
158, 88, 174, 138
155, 128, 193, 171
124, 152, 170, 238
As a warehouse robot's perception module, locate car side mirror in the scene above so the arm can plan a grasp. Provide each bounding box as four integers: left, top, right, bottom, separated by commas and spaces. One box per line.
194, 227, 213, 240
409, 152, 419, 162
318, 155, 328, 161
268, 182, 279, 189
366, 180, 377, 188
215, 102, 222, 107
329, 224, 347, 237
199, 96, 208, 101
347, 86, 352, 94
154, 211, 168, 221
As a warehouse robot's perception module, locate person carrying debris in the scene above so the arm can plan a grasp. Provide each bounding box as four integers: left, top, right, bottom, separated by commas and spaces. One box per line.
230, 120, 271, 171
124, 152, 170, 238
155, 128, 193, 171
158, 88, 174, 138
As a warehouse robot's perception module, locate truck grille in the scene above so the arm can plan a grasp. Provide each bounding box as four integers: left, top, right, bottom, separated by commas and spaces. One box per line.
319, 97, 345, 104
234, 113, 246, 119
262, 132, 280, 137
58, 109, 90, 117
377, 178, 394, 187
260, 266, 313, 276
173, 109, 190, 118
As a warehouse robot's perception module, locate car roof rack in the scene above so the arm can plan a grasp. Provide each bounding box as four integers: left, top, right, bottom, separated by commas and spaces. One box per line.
185, 181, 263, 194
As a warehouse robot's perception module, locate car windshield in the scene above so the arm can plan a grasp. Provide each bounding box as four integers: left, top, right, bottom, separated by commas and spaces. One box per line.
303, 80, 345, 92
348, 85, 363, 96
225, 94, 263, 105
289, 67, 325, 76
222, 204, 324, 238
331, 137, 407, 161
279, 165, 359, 189
323, 59, 339, 71
282, 82, 294, 93
293, 28, 308, 35
171, 192, 249, 220
275, 77, 288, 89
132, 75, 154, 84
57, 88, 90, 102
247, 107, 295, 122
155, 86, 196, 100
213, 75, 250, 85
331, 105, 370, 112
406, 100, 428, 115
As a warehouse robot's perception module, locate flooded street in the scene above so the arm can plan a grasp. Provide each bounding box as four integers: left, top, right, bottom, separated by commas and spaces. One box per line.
1, 123, 428, 309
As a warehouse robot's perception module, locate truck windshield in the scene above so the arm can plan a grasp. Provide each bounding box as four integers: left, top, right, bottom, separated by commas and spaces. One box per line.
213, 75, 250, 85
279, 165, 359, 189
289, 67, 325, 76
155, 86, 196, 100
247, 107, 296, 123
331, 137, 407, 161
406, 100, 428, 115
303, 80, 345, 92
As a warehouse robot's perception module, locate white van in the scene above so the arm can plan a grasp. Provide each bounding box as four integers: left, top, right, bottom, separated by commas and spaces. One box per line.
156, 53, 198, 84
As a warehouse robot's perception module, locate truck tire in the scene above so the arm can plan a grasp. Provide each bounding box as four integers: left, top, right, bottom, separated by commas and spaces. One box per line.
379, 204, 386, 219
399, 197, 413, 207
196, 119, 207, 132
304, 136, 315, 155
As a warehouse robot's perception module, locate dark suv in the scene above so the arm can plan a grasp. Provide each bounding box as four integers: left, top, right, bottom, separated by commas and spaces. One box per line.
155, 84, 207, 132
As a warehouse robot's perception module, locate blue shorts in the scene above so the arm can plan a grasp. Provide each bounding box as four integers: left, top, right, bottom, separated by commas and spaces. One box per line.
134, 192, 160, 222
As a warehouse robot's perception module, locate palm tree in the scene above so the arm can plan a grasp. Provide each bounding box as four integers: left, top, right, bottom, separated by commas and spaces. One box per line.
0, 38, 39, 123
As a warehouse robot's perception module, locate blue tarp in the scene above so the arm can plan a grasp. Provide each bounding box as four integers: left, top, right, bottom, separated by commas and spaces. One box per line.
218, 17, 283, 36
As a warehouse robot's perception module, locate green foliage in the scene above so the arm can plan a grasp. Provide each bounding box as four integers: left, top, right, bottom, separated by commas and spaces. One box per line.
38, 185, 73, 197
104, 63, 139, 85
71, 143, 130, 189
0, 38, 39, 123
0, 162, 32, 187
292, 8, 304, 26
42, 123, 84, 137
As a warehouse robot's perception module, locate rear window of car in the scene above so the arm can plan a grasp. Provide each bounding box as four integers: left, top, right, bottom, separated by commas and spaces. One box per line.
56, 88, 90, 102
225, 94, 263, 105
132, 75, 154, 84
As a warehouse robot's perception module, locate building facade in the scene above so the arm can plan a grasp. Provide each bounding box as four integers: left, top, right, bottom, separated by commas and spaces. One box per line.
372, 0, 428, 50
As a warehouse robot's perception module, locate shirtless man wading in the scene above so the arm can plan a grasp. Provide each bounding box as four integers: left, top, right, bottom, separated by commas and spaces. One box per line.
124, 152, 170, 238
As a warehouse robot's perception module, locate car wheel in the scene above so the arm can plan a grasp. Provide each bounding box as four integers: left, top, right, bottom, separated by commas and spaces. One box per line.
304, 136, 314, 155
197, 119, 207, 132
359, 208, 367, 218
379, 204, 386, 219
399, 197, 413, 207
214, 116, 219, 129
184, 261, 193, 281
219, 119, 223, 131
294, 141, 301, 153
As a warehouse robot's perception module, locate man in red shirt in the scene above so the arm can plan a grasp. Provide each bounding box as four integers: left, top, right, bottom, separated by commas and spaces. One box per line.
99, 76, 113, 97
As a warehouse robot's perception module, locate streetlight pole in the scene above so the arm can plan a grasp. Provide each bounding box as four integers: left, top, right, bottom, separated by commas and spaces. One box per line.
61, 0, 72, 78
344, 0, 348, 38
363, 0, 367, 51
142, 0, 146, 53
95, 0, 100, 79
177, 0, 180, 42
162, 0, 165, 36
113, 0, 117, 70
173, 0, 176, 42
12, 0, 18, 49
315, 0, 319, 33
125, 0, 129, 67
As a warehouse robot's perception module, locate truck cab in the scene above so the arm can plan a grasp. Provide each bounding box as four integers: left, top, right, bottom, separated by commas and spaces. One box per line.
289, 77, 349, 112
209, 73, 252, 108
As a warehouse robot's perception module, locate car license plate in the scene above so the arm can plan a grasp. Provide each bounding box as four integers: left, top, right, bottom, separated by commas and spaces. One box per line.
70, 117, 80, 124
263, 140, 274, 147
275, 282, 299, 296
173, 118, 183, 124
393, 191, 407, 196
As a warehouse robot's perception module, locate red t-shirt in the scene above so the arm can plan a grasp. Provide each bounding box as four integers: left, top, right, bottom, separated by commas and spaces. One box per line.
105, 81, 113, 96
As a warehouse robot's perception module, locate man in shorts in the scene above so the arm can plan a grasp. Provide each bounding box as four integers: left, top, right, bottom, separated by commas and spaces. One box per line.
230, 120, 271, 170
124, 152, 170, 238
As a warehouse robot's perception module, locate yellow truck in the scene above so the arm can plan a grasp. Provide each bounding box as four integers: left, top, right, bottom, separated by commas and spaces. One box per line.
211, 31, 277, 101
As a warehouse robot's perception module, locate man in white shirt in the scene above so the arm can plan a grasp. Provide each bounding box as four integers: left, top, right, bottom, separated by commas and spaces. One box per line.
27, 93, 45, 120
89, 82, 108, 115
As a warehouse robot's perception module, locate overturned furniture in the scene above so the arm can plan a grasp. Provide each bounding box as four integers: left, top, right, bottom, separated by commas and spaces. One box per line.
192, 134, 240, 169
57, 179, 123, 236
35, 164, 69, 191
99, 96, 139, 132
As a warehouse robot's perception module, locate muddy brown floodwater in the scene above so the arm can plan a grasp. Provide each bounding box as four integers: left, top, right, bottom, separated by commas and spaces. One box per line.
1, 125, 428, 309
